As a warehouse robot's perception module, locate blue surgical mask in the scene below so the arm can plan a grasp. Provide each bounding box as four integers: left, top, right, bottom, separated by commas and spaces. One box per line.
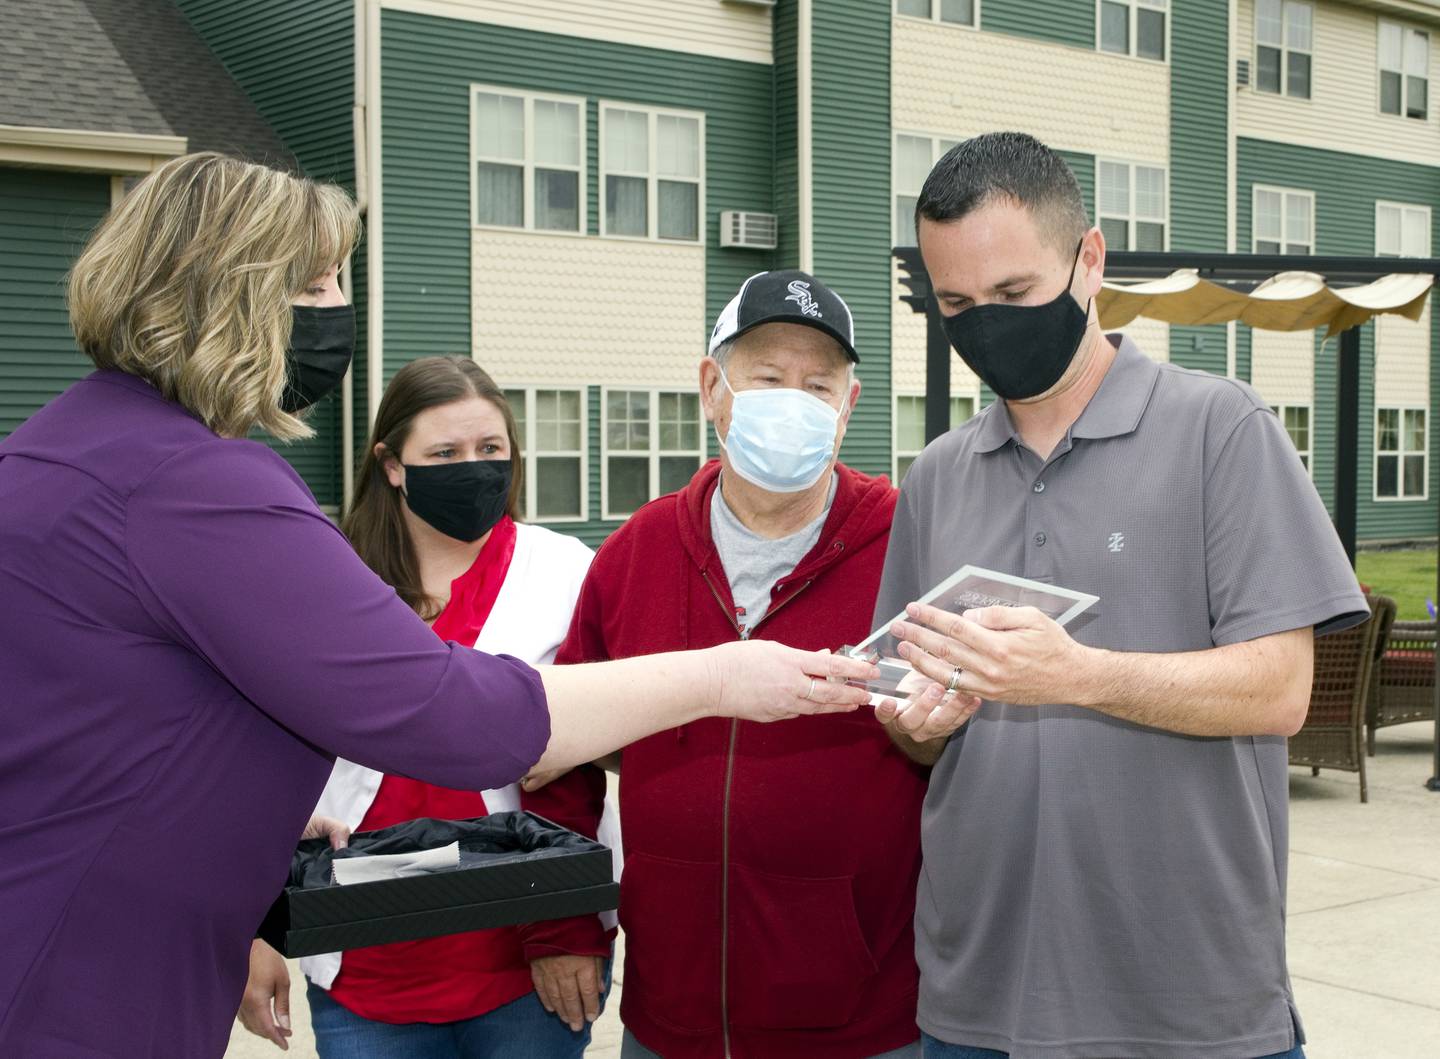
717, 369, 841, 493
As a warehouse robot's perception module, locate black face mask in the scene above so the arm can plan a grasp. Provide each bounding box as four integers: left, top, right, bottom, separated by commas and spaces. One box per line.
281, 304, 356, 413
402, 459, 513, 543
941, 241, 1091, 401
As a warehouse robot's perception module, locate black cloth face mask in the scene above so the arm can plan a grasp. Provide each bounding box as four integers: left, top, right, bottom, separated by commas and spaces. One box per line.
281, 304, 356, 413
402, 458, 513, 543
941, 241, 1092, 401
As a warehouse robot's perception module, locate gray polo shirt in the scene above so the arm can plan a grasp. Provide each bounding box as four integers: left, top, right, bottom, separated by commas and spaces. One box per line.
874, 336, 1366, 1059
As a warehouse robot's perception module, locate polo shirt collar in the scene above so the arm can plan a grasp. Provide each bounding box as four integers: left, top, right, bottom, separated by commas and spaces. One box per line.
1071, 333, 1161, 441
971, 333, 1159, 453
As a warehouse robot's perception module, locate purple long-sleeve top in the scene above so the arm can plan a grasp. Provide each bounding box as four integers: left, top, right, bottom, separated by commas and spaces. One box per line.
0, 371, 552, 1057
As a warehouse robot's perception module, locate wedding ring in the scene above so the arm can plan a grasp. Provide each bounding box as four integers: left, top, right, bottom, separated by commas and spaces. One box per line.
805, 678, 816, 701
946, 667, 964, 693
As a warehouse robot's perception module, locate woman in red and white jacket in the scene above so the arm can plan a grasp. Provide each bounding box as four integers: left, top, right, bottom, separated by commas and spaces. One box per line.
238, 355, 617, 1058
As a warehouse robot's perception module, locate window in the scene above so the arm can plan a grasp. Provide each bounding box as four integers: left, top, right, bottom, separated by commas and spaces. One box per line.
894, 395, 975, 482
1377, 202, 1431, 258
602, 388, 705, 518
1253, 187, 1314, 254
1380, 22, 1429, 120
600, 105, 703, 242
894, 132, 960, 245
1255, 0, 1312, 99
1270, 404, 1312, 472
471, 88, 584, 232
1376, 407, 1428, 500
505, 387, 587, 521
895, 0, 977, 27
1099, 0, 1167, 62
1098, 161, 1167, 251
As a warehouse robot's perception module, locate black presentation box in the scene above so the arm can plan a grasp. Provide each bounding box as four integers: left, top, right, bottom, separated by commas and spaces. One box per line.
257, 811, 618, 958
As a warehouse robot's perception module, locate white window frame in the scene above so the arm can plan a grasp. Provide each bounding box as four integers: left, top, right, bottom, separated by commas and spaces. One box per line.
893, 131, 961, 246
1379, 20, 1430, 121
892, 393, 976, 482
1376, 201, 1432, 258
598, 102, 706, 244
1252, 185, 1315, 254
1096, 158, 1170, 252
1374, 405, 1429, 502
1270, 403, 1313, 477
1096, 0, 1171, 64
469, 85, 587, 235
893, 0, 980, 29
1254, 0, 1314, 100
600, 386, 706, 520
505, 385, 589, 523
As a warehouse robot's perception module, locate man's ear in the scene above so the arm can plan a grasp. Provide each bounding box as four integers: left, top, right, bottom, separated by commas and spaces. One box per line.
699, 357, 723, 423
1080, 226, 1106, 299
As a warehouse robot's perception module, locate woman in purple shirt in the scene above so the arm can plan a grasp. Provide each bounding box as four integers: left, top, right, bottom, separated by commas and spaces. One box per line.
0, 153, 877, 1059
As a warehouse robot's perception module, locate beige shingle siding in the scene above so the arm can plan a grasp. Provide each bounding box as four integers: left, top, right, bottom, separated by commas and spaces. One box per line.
1376, 306, 1432, 409
1236, 0, 1440, 168
382, 0, 773, 65
891, 17, 1171, 164
470, 231, 705, 388
1251, 328, 1317, 407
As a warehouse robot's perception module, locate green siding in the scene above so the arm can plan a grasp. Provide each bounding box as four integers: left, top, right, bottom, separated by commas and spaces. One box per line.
1238, 137, 1440, 542
1168, 0, 1229, 375
981, 0, 1093, 50
0, 168, 110, 438
174, 0, 355, 186
176, 0, 357, 507
813, 0, 892, 476
379, 9, 776, 541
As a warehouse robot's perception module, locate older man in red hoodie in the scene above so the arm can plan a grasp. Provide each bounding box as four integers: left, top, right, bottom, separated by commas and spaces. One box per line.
536, 270, 928, 1058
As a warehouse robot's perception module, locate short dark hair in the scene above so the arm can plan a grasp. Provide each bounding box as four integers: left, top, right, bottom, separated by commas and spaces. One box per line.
915, 132, 1089, 253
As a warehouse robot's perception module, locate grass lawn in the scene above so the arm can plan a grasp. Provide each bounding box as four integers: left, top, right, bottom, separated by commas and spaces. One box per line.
1355, 547, 1438, 620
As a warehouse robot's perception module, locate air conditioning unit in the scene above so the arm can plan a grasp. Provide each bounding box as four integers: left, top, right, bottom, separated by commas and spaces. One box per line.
1236, 58, 1251, 88
720, 210, 779, 250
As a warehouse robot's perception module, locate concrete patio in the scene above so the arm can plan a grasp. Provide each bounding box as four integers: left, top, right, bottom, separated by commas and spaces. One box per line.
226, 722, 1439, 1059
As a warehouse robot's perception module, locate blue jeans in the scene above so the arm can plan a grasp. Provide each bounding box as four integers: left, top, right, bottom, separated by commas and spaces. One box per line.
920, 1031, 1306, 1059
307, 977, 604, 1059
622, 1029, 921, 1058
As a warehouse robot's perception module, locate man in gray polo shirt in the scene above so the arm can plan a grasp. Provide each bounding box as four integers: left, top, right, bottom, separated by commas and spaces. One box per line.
874, 132, 1367, 1059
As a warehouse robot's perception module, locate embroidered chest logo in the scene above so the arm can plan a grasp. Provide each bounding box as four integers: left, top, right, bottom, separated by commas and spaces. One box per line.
1107, 532, 1126, 553
785, 280, 823, 318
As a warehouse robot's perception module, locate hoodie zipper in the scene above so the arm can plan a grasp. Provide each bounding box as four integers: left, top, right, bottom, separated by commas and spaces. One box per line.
700, 566, 819, 1058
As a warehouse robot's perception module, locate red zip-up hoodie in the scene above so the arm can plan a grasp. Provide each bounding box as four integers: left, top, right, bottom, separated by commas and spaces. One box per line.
546, 460, 926, 1058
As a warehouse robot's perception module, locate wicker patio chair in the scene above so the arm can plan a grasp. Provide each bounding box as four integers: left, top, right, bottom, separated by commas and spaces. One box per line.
1289, 597, 1381, 803
1362, 594, 1398, 755
1369, 616, 1437, 755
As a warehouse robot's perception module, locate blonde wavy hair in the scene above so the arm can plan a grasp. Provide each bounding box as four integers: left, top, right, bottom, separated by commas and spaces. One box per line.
68, 152, 360, 440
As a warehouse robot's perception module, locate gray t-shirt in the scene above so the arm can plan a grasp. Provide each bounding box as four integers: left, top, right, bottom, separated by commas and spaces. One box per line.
711, 473, 836, 637
873, 336, 1366, 1059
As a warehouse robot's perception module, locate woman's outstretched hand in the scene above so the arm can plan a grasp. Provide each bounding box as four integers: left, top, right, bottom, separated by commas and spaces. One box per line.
705, 641, 877, 723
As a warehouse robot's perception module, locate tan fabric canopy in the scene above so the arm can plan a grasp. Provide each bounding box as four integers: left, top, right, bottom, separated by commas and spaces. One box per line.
1097, 270, 1434, 337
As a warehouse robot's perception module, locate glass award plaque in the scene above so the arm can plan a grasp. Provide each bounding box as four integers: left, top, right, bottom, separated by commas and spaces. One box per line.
842, 566, 1099, 703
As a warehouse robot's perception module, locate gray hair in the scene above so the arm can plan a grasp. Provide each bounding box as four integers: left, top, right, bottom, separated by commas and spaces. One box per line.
707, 335, 854, 379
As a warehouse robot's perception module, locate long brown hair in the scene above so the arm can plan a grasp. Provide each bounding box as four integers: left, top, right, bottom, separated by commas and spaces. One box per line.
344, 355, 524, 619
